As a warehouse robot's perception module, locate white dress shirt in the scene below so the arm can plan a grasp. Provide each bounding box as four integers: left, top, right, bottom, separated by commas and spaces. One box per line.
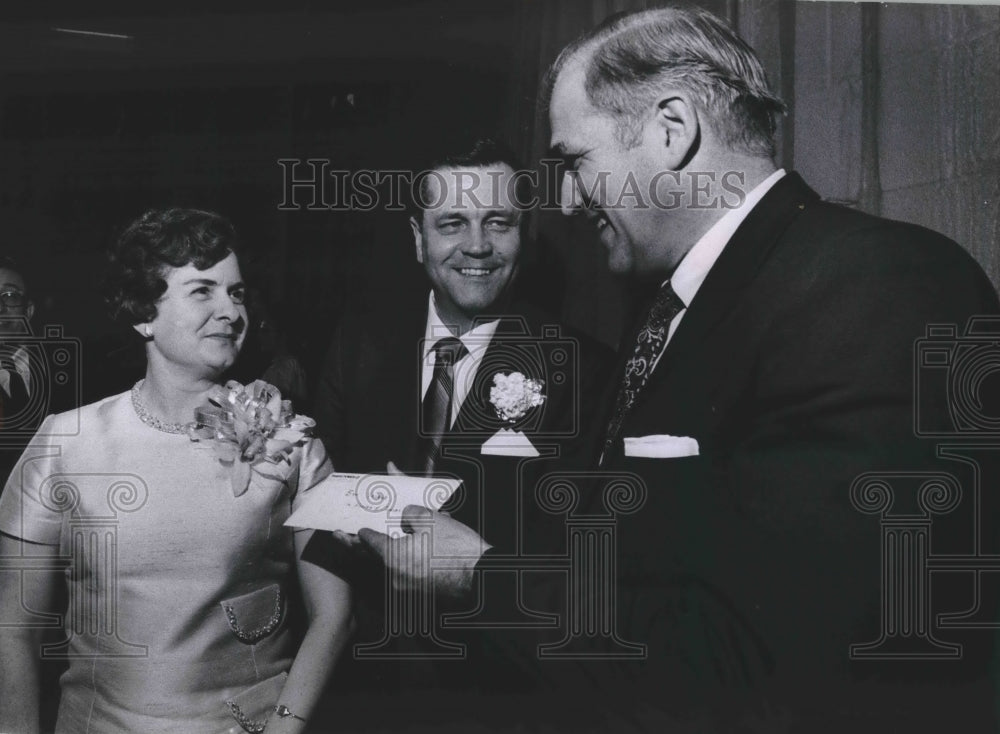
420, 292, 500, 427
651, 169, 787, 372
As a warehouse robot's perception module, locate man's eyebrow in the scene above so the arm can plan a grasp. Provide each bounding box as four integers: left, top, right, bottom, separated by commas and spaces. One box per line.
483, 208, 520, 218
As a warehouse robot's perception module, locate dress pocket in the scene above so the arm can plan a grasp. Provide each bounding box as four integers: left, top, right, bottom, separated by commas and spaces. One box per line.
220, 583, 284, 643
225, 670, 288, 733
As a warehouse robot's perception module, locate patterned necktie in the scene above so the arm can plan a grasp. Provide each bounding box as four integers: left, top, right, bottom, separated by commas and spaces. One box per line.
416, 336, 469, 475
602, 281, 685, 461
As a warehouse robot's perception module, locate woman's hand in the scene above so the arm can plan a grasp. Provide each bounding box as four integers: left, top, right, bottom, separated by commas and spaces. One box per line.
0, 534, 61, 734
268, 528, 354, 734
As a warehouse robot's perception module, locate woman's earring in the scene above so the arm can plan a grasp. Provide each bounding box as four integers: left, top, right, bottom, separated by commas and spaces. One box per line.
144, 325, 153, 339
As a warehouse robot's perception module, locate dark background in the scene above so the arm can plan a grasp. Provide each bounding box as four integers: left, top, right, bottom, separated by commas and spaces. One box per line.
1, 0, 998, 409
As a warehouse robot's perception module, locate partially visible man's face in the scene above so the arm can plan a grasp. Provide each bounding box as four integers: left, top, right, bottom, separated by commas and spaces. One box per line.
0, 267, 33, 336
412, 164, 522, 331
549, 60, 681, 277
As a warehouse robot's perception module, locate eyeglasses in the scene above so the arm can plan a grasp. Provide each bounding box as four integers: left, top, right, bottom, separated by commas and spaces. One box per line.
0, 291, 28, 312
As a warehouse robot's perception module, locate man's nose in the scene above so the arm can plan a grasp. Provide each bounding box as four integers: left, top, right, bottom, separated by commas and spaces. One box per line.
462, 226, 494, 256
560, 173, 583, 216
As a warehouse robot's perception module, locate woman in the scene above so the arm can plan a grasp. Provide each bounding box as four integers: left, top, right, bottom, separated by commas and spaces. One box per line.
0, 208, 351, 734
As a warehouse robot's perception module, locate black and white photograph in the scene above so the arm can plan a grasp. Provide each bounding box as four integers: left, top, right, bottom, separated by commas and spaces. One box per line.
2, 1, 1000, 732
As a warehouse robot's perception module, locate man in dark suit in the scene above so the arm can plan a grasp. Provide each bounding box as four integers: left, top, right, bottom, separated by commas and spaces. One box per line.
310, 138, 612, 729
314, 137, 611, 545
352, 7, 1000, 732
0, 257, 39, 487
0, 256, 66, 733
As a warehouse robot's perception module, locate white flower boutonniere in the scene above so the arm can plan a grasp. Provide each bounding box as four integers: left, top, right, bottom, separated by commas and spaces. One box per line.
187, 379, 315, 496
489, 372, 546, 423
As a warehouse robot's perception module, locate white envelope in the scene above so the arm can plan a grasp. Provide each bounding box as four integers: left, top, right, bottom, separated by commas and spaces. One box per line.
284, 473, 461, 536
623, 434, 700, 458
480, 428, 540, 457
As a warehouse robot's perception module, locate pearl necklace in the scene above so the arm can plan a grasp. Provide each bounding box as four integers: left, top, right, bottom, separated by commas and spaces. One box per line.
130, 380, 189, 435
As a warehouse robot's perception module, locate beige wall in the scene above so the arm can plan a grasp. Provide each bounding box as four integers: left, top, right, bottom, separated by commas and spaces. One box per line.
742, 1, 1000, 290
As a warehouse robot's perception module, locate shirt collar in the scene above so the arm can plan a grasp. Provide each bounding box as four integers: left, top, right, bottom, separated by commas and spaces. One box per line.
422, 291, 500, 361
670, 169, 786, 307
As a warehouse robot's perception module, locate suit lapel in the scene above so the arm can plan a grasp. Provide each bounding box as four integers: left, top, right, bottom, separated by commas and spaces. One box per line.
452, 315, 526, 437
655, 173, 820, 376
370, 298, 427, 472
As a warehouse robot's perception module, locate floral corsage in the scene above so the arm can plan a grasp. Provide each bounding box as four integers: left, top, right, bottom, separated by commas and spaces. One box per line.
187, 380, 315, 497
489, 371, 546, 423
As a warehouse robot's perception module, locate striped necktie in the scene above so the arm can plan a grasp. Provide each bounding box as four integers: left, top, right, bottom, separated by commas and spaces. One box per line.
415, 337, 469, 475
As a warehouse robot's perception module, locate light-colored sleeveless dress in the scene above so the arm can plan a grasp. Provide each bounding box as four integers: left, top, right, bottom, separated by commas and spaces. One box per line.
0, 391, 330, 733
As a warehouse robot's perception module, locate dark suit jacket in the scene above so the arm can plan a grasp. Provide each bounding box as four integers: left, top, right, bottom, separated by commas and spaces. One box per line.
313, 293, 612, 550
1, 343, 54, 488
307, 291, 613, 726
491, 173, 1000, 732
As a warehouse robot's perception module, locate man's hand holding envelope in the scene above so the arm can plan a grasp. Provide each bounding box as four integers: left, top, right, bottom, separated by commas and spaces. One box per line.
286, 467, 488, 599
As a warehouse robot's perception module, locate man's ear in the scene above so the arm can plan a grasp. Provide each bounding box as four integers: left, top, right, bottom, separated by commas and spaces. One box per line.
652, 93, 700, 170
410, 215, 424, 264
25, 300, 35, 321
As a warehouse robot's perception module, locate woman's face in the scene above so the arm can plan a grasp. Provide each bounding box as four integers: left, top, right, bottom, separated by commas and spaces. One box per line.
141, 251, 247, 380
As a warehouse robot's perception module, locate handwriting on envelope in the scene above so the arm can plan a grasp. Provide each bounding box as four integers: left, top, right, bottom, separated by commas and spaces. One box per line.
284, 473, 461, 536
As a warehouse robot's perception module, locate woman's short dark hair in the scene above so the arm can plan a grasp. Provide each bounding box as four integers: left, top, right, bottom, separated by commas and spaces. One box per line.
105, 208, 240, 324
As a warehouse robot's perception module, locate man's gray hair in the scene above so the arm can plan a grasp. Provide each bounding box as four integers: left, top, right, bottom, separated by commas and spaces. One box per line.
545, 5, 786, 158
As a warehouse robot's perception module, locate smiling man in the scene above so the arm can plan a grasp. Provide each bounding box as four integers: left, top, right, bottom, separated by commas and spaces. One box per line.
309, 137, 612, 731
351, 7, 1000, 732
410, 155, 523, 336
314, 138, 603, 480
314, 135, 610, 546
